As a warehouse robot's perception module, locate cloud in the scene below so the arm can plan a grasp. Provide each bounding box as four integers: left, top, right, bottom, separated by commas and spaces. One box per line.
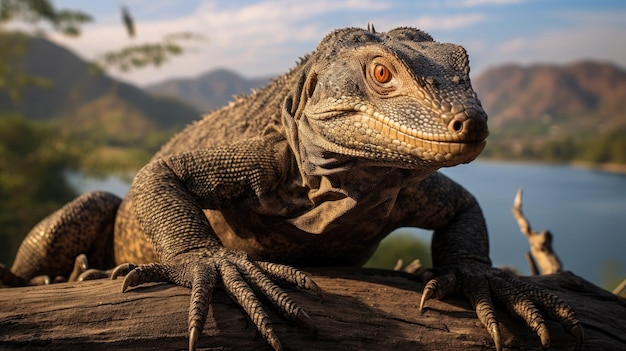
498, 37, 527, 54
49, 0, 393, 85
413, 13, 487, 31
434, 0, 528, 8
460, 0, 527, 6
491, 10, 626, 68
45, 2, 626, 86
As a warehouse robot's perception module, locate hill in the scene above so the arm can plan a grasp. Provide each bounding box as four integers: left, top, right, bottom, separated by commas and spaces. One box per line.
0, 35, 203, 173
0, 36, 200, 128
473, 61, 626, 131
145, 69, 270, 113
471, 61, 626, 165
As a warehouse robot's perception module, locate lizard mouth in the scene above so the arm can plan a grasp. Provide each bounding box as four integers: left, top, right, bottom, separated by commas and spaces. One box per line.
357, 113, 487, 165
306, 109, 487, 167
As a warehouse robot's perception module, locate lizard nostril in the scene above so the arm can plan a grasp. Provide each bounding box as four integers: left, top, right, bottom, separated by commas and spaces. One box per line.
451, 120, 463, 133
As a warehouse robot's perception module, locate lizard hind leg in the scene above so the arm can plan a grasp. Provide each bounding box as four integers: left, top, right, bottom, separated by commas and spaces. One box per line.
4, 191, 122, 286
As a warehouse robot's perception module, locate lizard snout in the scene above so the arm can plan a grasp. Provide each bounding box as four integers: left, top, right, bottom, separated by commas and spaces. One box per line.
444, 105, 489, 142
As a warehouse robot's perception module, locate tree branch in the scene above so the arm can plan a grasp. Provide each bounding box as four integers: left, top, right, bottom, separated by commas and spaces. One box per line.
512, 188, 563, 275
1, 269, 624, 350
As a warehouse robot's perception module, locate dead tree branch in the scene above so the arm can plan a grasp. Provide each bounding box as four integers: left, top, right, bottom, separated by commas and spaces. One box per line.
512, 188, 563, 275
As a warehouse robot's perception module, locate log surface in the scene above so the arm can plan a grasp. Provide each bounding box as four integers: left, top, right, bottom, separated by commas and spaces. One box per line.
1, 269, 624, 350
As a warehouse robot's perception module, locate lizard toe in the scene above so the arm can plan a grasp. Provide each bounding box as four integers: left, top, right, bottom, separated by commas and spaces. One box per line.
491, 273, 550, 349
236, 258, 317, 333
188, 262, 218, 351
217, 256, 283, 351
68, 254, 89, 282
120, 263, 173, 292
419, 272, 456, 312
77, 269, 110, 281
256, 261, 321, 297
420, 268, 503, 350
461, 272, 502, 351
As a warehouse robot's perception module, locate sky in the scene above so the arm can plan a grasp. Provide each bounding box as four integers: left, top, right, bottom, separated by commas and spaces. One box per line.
49, 0, 626, 87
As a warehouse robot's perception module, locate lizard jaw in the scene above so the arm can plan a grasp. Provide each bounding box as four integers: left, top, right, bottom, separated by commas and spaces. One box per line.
304, 111, 487, 169
353, 112, 487, 166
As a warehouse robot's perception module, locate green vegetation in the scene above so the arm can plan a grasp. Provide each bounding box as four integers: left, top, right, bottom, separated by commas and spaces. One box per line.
364, 231, 432, 271
482, 127, 626, 167
0, 1, 199, 263
600, 261, 626, 296
0, 114, 78, 261
58, 93, 181, 174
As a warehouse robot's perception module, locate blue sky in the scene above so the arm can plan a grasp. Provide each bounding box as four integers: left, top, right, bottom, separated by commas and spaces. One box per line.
51, 0, 626, 86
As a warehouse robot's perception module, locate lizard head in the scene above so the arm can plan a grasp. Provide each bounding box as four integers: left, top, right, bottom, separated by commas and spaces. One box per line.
285, 26, 488, 173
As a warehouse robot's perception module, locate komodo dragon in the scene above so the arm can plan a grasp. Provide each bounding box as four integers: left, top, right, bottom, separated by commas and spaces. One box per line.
1, 26, 583, 351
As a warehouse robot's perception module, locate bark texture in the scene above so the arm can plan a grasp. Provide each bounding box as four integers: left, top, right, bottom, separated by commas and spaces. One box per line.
0, 269, 624, 350
512, 188, 563, 275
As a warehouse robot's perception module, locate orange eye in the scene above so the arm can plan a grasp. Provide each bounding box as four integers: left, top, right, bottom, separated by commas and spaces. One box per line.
373, 64, 392, 83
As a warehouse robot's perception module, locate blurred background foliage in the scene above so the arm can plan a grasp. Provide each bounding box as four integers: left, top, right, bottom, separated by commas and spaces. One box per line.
0, 0, 199, 261
364, 231, 432, 271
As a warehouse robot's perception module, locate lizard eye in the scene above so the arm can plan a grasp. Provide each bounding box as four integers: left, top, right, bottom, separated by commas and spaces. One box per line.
372, 64, 392, 84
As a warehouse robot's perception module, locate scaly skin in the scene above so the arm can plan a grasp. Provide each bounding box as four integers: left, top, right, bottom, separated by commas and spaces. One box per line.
2, 26, 582, 350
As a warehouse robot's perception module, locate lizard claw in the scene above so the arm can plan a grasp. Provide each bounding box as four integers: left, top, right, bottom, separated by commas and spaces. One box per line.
422, 264, 582, 350
116, 250, 317, 351
571, 323, 584, 351
121, 269, 139, 292
463, 271, 502, 351
419, 272, 456, 312
68, 254, 89, 281
110, 263, 137, 280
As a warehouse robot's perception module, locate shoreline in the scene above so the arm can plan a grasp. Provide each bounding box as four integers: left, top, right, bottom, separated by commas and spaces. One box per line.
568, 161, 626, 175
474, 158, 626, 175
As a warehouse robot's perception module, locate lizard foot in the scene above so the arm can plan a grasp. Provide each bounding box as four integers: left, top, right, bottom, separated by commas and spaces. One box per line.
71, 254, 118, 282
111, 249, 319, 351
420, 264, 583, 351
2, 254, 98, 286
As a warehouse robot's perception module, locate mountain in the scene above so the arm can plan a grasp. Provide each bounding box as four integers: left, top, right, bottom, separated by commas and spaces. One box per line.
0, 35, 204, 173
473, 61, 626, 131
471, 61, 626, 164
0, 36, 200, 129
146, 69, 271, 113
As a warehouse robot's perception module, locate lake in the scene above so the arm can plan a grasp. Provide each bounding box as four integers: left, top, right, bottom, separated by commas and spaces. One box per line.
67, 161, 626, 287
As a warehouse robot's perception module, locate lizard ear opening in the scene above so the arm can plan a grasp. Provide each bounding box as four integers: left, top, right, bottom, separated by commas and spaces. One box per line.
305, 72, 318, 99
284, 69, 310, 121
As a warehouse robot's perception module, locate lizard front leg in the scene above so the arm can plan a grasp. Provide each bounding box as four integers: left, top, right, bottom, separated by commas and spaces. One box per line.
118, 138, 318, 351
394, 172, 583, 350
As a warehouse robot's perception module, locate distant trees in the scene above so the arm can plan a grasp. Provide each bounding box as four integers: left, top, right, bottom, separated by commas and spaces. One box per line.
0, 114, 78, 261
482, 127, 626, 166
0, 1, 200, 263
365, 231, 432, 271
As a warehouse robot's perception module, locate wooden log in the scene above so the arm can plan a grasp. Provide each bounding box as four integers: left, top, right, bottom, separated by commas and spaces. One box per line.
0, 269, 624, 350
